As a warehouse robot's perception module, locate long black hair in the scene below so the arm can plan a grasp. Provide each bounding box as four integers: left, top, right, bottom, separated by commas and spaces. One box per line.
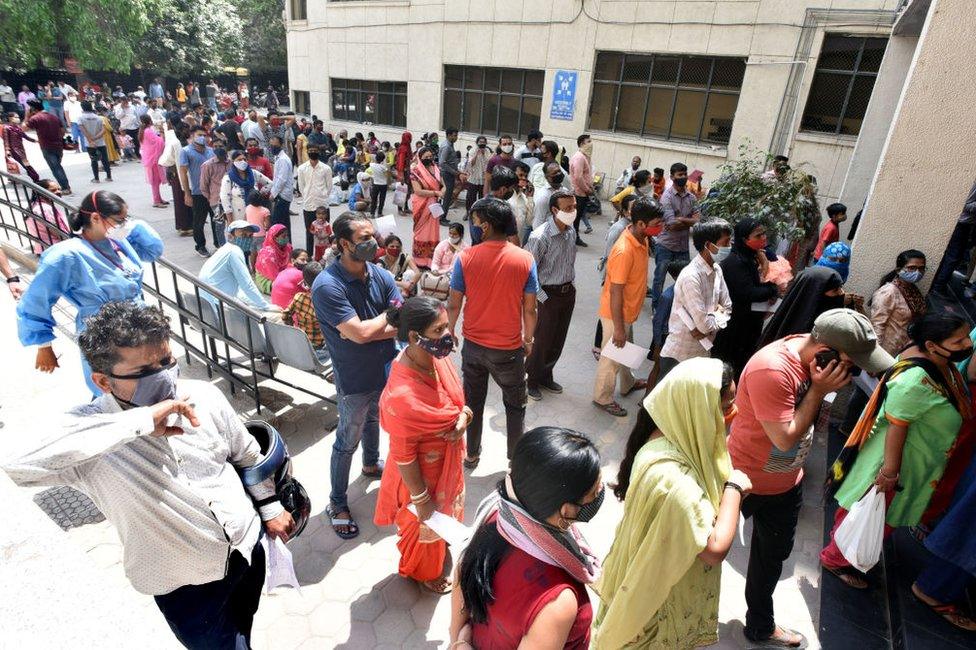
879, 249, 925, 287
613, 362, 734, 501
731, 217, 763, 258
458, 427, 600, 624
71, 190, 127, 232
907, 312, 968, 350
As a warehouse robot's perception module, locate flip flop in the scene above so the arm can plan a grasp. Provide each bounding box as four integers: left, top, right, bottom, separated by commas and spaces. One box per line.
621, 379, 650, 397
822, 563, 868, 590
912, 583, 976, 631
750, 626, 805, 648
420, 576, 454, 595
593, 400, 628, 417
361, 460, 385, 479
326, 503, 359, 540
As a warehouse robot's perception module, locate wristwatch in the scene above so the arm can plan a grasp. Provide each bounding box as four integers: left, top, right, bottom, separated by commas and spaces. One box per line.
724, 481, 744, 495
6, 275, 20, 284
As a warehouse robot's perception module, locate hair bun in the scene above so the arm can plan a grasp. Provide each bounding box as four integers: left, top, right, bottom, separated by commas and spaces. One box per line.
385, 306, 402, 329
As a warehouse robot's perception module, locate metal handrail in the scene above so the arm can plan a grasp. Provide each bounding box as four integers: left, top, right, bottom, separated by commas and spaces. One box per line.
0, 169, 335, 414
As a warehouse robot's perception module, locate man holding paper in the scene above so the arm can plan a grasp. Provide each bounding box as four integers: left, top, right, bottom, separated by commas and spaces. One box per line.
592, 197, 665, 417
658, 219, 734, 380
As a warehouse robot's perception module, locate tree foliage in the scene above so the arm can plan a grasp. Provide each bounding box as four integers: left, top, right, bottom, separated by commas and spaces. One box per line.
136, 0, 244, 77
701, 143, 820, 243
0, 0, 152, 72
0, 0, 286, 74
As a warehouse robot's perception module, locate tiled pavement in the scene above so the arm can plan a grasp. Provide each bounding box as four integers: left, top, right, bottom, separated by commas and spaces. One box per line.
0, 143, 827, 648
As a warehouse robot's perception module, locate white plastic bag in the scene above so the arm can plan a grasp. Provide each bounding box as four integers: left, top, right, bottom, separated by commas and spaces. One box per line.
393, 182, 407, 207
834, 486, 886, 573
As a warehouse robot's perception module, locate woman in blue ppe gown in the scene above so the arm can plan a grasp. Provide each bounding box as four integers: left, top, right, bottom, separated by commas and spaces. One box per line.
17, 190, 164, 394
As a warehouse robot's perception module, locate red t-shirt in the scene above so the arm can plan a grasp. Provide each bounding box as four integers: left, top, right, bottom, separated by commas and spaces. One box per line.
248, 155, 274, 180
26, 111, 63, 150
813, 220, 839, 260
471, 543, 591, 650
727, 335, 814, 495
452, 241, 538, 350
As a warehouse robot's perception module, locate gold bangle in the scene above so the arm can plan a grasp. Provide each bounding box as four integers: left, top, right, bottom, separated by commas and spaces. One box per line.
410, 489, 430, 504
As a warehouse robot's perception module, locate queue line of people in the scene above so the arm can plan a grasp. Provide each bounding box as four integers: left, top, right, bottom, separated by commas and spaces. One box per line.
4, 114, 976, 650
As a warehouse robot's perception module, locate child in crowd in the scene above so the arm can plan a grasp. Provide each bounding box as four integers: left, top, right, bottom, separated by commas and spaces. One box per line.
244, 190, 271, 271
118, 132, 136, 161
369, 152, 389, 217
282, 261, 329, 363
309, 206, 333, 261
813, 202, 848, 261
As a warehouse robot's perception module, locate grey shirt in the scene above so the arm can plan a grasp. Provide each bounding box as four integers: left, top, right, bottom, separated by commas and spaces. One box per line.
76, 112, 106, 147
438, 140, 458, 178
524, 219, 577, 286
657, 185, 698, 252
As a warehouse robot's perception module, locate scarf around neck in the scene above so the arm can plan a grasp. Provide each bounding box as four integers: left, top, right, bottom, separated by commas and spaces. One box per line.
470, 476, 601, 585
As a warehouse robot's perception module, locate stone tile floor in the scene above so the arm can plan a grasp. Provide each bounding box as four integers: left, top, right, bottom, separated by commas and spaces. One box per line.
0, 143, 826, 648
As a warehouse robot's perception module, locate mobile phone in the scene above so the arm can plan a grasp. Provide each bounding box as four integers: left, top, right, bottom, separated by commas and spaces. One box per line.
815, 349, 841, 370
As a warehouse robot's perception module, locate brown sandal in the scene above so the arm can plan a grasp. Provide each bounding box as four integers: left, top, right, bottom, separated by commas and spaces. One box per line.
593, 400, 628, 417
823, 563, 868, 590
912, 583, 976, 631
621, 379, 649, 397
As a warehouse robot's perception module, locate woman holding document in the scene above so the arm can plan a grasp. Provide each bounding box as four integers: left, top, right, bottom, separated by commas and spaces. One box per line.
374, 296, 470, 594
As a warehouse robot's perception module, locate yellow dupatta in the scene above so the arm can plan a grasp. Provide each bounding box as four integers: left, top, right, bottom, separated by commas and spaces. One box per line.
592, 358, 732, 649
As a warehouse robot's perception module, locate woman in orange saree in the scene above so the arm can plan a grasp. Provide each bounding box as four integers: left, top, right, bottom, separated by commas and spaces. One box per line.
375, 296, 471, 594
409, 146, 444, 267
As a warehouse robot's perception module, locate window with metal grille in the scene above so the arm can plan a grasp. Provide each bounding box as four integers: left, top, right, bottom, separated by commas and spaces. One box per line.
588, 52, 745, 145
800, 34, 888, 136
442, 66, 544, 139
290, 0, 307, 20
293, 91, 310, 116
330, 79, 407, 127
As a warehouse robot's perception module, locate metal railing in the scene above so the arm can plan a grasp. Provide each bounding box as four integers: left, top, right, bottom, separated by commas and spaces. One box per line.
0, 170, 335, 414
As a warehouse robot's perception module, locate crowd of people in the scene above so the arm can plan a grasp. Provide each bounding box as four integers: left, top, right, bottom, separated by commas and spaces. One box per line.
3, 82, 976, 649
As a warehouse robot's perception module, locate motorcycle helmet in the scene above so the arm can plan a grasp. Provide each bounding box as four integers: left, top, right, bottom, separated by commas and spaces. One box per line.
240, 420, 311, 540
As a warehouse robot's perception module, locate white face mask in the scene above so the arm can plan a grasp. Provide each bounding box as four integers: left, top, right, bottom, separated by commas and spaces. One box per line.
638, 185, 654, 195
555, 210, 576, 226
107, 221, 131, 241
449, 236, 462, 245
234, 160, 248, 171
710, 243, 732, 264
500, 144, 513, 154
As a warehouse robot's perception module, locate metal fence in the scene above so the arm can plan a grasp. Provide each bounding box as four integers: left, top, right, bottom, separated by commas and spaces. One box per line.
0, 170, 335, 416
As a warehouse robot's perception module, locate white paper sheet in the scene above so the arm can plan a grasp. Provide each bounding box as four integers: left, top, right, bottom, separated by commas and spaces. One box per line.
601, 340, 650, 370
428, 202, 445, 218
373, 214, 398, 240
751, 298, 782, 313
262, 536, 301, 594
407, 505, 473, 549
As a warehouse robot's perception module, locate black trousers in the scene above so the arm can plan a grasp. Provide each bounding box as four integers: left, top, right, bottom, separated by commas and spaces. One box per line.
370, 184, 388, 217
441, 173, 456, 215
87, 146, 111, 180
191, 194, 211, 250
527, 284, 576, 389
574, 195, 588, 241
464, 181, 483, 216
125, 128, 141, 158
740, 484, 803, 641
462, 339, 526, 459
155, 544, 265, 649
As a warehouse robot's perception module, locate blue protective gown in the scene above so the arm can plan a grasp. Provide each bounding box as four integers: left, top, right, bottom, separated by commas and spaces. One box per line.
16, 221, 164, 393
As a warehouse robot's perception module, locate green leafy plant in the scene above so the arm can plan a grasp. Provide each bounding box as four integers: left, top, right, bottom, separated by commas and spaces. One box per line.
701, 142, 820, 244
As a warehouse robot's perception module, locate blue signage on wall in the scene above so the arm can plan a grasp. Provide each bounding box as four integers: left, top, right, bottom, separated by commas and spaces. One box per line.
550, 70, 577, 121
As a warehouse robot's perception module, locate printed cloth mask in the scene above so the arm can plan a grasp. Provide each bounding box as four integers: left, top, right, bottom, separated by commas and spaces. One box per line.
898, 268, 923, 284
417, 332, 454, 359
349, 239, 378, 262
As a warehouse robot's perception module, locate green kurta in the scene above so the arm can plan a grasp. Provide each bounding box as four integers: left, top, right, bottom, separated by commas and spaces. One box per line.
835, 366, 961, 526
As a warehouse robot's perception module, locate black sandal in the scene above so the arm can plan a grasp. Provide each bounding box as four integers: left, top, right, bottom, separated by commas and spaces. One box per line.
361, 460, 385, 479
326, 503, 359, 540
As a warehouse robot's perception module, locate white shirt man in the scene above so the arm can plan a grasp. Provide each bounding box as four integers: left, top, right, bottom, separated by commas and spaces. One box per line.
659, 220, 734, 376
114, 102, 139, 131
298, 157, 333, 212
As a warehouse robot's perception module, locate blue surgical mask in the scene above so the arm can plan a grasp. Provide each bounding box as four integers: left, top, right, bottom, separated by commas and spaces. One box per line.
898, 268, 923, 284
194, 136, 206, 146
712, 245, 732, 264
233, 236, 252, 253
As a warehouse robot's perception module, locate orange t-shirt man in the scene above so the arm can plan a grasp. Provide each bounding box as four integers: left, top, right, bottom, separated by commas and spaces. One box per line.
599, 228, 649, 325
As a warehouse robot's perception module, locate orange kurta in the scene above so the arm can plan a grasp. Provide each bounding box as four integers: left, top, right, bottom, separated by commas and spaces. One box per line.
375, 354, 466, 581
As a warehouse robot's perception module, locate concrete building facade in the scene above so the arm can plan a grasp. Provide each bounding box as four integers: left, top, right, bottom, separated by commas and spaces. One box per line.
286, 0, 974, 297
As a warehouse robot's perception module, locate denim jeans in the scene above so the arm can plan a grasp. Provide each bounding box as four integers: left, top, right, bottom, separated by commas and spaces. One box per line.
40, 148, 71, 192
70, 123, 87, 151
651, 242, 690, 309
212, 204, 227, 246
154, 543, 264, 650
329, 389, 382, 509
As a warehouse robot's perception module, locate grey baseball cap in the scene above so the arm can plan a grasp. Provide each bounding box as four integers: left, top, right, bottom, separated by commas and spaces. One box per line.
811, 308, 895, 374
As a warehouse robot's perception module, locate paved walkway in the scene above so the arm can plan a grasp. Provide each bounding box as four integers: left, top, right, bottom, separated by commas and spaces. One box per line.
0, 143, 826, 648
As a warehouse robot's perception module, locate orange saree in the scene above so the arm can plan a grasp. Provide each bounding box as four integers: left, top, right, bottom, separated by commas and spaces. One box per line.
374, 354, 466, 581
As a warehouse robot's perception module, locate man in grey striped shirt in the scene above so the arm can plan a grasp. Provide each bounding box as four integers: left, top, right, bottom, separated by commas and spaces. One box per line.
4, 302, 294, 648
524, 189, 578, 401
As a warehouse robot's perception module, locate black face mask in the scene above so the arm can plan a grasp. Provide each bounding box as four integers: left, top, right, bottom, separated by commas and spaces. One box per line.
571, 486, 605, 523
673, 177, 688, 188
477, 143, 487, 149
550, 172, 565, 186
935, 343, 974, 363
308, 152, 320, 161
820, 294, 846, 311
422, 158, 434, 167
